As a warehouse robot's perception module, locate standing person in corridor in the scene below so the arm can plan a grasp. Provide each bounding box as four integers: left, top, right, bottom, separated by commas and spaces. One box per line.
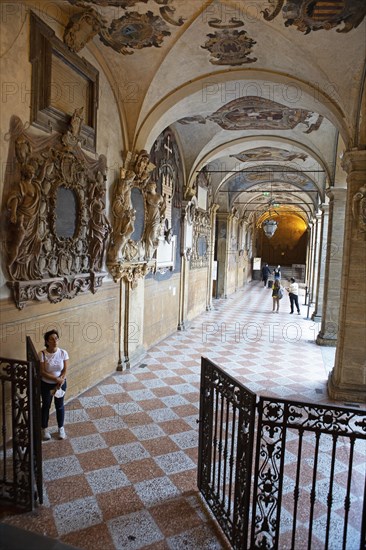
273, 265, 281, 280
39, 329, 69, 440
261, 263, 271, 287
287, 277, 301, 315
272, 279, 281, 313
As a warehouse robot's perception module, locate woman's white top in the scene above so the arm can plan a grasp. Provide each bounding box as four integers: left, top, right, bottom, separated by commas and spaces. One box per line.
289, 282, 299, 295
39, 348, 69, 382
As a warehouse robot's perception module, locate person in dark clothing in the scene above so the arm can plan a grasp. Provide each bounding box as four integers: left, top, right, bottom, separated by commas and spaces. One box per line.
273, 265, 281, 280
261, 263, 271, 287
286, 277, 301, 315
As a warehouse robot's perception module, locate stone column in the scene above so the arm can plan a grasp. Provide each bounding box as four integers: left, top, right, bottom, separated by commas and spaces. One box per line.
304, 225, 312, 302
178, 201, 194, 330
206, 204, 219, 310
312, 204, 329, 322
310, 211, 322, 308
317, 188, 346, 345
216, 212, 230, 298
328, 150, 366, 403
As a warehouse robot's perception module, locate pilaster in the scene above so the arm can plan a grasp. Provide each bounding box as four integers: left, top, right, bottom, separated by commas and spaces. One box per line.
328, 150, 366, 403
316, 188, 346, 345
216, 212, 230, 298
206, 204, 219, 310
312, 204, 329, 322
311, 211, 322, 310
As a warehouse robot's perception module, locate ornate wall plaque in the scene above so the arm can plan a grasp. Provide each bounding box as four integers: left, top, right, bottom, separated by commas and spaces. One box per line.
30, 12, 99, 152
190, 211, 211, 270
2, 114, 109, 309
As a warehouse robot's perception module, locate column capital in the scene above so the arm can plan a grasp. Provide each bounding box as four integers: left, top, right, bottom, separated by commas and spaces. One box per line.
341, 149, 366, 174
326, 187, 347, 201
210, 203, 220, 215
216, 211, 230, 221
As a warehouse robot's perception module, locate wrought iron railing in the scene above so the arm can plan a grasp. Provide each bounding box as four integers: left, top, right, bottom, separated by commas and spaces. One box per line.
0, 337, 42, 511
198, 357, 366, 550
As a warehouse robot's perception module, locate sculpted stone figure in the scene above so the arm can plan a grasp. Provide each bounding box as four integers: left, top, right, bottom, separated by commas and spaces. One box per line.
134, 150, 154, 184
109, 169, 136, 262
89, 172, 111, 271
143, 181, 166, 261
7, 161, 42, 280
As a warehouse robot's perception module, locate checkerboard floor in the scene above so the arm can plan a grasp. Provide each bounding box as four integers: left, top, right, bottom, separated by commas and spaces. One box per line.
2, 283, 365, 549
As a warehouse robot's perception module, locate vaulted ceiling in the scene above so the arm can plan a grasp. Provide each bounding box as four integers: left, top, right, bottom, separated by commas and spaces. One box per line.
48, 1, 366, 223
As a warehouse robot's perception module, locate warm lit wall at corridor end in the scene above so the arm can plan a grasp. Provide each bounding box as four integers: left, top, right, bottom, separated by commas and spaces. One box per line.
257, 214, 308, 266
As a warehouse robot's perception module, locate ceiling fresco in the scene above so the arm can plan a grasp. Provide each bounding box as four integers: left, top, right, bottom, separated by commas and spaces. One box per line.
64, 0, 366, 59
201, 28, 257, 66
262, 0, 366, 33
5, 0, 363, 229
65, 0, 184, 53
99, 10, 171, 53
225, 167, 319, 194
178, 97, 324, 133
231, 148, 308, 163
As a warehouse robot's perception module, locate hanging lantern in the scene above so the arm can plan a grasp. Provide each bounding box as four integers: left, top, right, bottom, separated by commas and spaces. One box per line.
262, 218, 278, 238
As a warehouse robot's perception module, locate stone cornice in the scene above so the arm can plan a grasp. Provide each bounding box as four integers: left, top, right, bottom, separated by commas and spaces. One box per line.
341, 149, 366, 174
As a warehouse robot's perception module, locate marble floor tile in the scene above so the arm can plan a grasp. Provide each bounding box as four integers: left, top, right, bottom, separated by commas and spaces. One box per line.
108, 509, 164, 549
2, 282, 364, 549
53, 496, 103, 536
133, 477, 181, 508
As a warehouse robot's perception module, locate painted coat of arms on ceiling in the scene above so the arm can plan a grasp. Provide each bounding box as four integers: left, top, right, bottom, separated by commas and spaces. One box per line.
179, 97, 323, 134
201, 17, 257, 66
65, 1, 184, 54
202, 29, 257, 66
232, 147, 308, 162
262, 0, 366, 33
99, 11, 170, 53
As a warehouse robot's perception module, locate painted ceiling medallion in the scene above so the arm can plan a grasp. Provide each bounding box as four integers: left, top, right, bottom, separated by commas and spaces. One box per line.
207, 97, 323, 133
99, 10, 171, 53
262, 0, 366, 33
232, 147, 308, 162
202, 29, 257, 66
64, 8, 107, 52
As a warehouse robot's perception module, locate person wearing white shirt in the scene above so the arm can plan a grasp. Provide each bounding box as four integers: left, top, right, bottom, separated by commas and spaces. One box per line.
39, 329, 69, 440
287, 277, 301, 315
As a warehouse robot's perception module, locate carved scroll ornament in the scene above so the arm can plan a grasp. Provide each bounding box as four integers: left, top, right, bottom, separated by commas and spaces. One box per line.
352, 184, 366, 239
2, 114, 109, 309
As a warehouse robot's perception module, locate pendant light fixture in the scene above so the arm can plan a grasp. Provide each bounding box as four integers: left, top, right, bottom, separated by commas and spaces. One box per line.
262, 185, 279, 238
262, 217, 278, 238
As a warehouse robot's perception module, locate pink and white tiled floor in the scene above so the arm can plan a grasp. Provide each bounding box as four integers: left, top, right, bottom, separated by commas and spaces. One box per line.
2, 282, 364, 549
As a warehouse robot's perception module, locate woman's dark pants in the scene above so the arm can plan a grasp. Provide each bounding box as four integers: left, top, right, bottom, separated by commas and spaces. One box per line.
41, 380, 67, 429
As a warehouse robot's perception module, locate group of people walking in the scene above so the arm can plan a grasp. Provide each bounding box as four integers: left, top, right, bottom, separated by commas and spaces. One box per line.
261, 263, 301, 314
